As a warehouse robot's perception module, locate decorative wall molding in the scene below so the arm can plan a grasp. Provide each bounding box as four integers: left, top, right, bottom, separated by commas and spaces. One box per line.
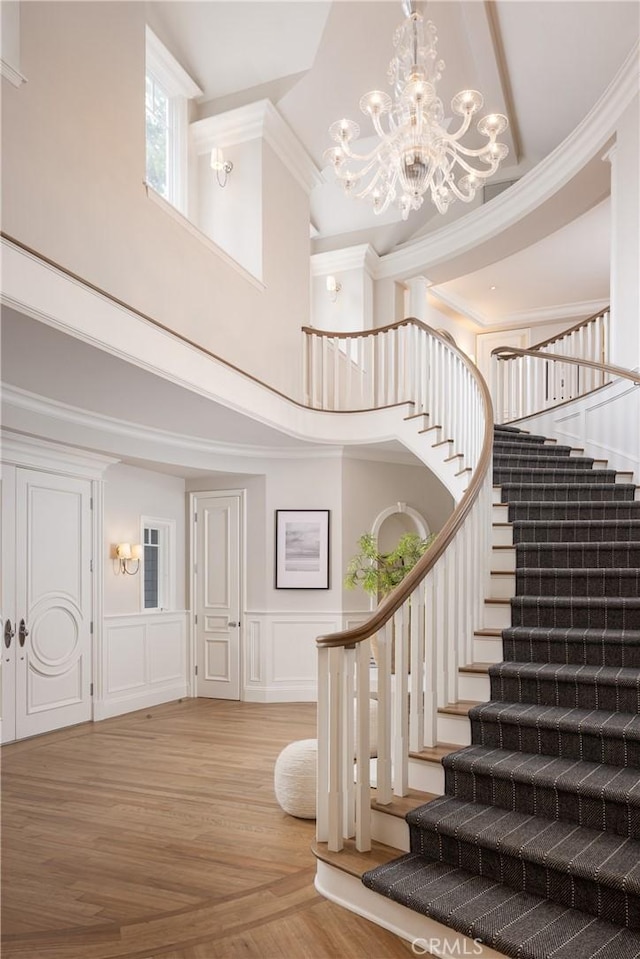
375, 43, 639, 281
145, 27, 202, 99
191, 99, 322, 195
96, 611, 188, 720
501, 298, 610, 328
242, 610, 362, 702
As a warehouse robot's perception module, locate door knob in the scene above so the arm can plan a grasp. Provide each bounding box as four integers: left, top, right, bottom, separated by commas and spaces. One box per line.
4, 619, 15, 648
18, 619, 29, 647
229, 621, 239, 628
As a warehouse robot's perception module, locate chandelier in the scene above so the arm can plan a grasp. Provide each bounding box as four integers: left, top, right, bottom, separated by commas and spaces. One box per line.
324, 7, 509, 219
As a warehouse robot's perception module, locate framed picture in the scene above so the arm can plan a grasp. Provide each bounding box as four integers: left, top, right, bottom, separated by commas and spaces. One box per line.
275, 510, 330, 589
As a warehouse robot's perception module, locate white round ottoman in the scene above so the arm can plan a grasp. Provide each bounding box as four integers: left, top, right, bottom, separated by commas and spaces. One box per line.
274, 738, 317, 819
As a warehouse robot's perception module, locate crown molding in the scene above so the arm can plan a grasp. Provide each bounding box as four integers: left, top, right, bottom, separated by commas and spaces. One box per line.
376, 42, 640, 281
311, 244, 380, 278
501, 298, 610, 328
1, 427, 119, 476
427, 286, 490, 328
191, 99, 322, 195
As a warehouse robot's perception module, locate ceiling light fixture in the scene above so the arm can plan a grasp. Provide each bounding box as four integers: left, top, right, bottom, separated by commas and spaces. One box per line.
324, 4, 509, 220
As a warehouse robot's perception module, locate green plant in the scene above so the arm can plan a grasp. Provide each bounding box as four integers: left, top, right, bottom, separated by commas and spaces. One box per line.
344, 531, 436, 598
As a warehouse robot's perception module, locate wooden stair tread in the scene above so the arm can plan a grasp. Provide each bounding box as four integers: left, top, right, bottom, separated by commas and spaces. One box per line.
438, 700, 480, 716
312, 838, 403, 879
491, 569, 514, 576
475, 628, 503, 637
409, 742, 460, 763
371, 787, 436, 818
485, 597, 511, 605
459, 663, 492, 674
493, 545, 515, 551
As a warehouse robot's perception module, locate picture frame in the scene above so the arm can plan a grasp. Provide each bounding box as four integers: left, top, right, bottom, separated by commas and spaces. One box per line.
275, 510, 330, 589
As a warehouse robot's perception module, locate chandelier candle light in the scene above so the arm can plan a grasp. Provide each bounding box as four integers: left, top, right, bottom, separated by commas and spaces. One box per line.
325, 6, 509, 219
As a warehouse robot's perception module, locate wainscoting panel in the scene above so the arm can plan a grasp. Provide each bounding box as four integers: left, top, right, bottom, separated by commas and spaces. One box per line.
243, 610, 370, 703
97, 612, 188, 720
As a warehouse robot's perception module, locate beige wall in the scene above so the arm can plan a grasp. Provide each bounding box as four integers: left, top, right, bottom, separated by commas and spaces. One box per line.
2, 2, 311, 398
103, 462, 186, 616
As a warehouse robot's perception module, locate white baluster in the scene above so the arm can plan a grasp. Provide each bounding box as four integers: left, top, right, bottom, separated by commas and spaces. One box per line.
332, 338, 340, 411
423, 571, 437, 747
409, 583, 425, 754
376, 624, 393, 805
321, 336, 329, 410
316, 646, 329, 842
392, 606, 409, 797
354, 640, 371, 851
327, 646, 344, 851
343, 645, 356, 838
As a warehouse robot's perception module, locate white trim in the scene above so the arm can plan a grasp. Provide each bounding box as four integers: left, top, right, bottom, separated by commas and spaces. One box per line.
501, 298, 610, 327
427, 285, 490, 328
370, 502, 430, 540
94, 683, 189, 721
2, 386, 422, 468
311, 245, 380, 279
140, 515, 177, 612
145, 27, 202, 100
0, 429, 118, 477
375, 42, 640, 281
144, 183, 266, 289
1, 59, 26, 87
190, 99, 323, 195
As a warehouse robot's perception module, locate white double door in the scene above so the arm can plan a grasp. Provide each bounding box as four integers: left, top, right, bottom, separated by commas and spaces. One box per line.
2, 466, 93, 743
193, 492, 242, 700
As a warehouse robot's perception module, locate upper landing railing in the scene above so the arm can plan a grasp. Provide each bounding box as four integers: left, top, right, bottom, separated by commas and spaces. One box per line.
303, 320, 494, 854
493, 306, 610, 423
303, 318, 486, 472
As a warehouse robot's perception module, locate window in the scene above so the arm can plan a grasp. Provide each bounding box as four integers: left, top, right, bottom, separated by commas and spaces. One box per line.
141, 516, 175, 611
145, 27, 201, 214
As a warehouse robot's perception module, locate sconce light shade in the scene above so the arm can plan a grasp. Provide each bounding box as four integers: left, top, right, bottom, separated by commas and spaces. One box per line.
326, 274, 342, 302
115, 543, 142, 575
210, 147, 233, 187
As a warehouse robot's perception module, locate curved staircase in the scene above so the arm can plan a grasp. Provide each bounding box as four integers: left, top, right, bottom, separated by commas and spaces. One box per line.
362, 424, 640, 959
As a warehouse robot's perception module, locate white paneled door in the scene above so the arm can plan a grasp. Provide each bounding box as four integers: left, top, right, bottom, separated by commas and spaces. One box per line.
194, 492, 242, 700
2, 467, 93, 742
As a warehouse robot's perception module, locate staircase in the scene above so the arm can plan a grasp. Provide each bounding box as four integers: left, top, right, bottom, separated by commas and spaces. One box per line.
362, 424, 640, 958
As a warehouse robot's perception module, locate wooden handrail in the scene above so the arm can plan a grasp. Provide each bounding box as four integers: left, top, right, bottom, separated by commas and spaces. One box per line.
315, 327, 495, 648
528, 306, 609, 352
491, 346, 640, 385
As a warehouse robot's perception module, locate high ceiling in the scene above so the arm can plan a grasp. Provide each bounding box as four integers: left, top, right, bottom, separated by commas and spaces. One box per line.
146, 0, 639, 256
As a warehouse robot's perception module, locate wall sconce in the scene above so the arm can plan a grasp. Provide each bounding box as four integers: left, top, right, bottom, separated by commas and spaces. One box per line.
114, 543, 142, 575
326, 274, 342, 302
210, 147, 233, 188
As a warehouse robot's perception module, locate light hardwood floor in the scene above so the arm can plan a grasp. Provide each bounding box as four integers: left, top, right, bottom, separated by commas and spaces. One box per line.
1, 699, 414, 958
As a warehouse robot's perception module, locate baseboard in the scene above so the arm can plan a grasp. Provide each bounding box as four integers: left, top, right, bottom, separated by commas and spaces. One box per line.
93, 684, 189, 720
242, 684, 317, 703
315, 860, 506, 959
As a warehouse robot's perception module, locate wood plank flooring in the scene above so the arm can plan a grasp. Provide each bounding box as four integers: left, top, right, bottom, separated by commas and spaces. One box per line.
1, 699, 413, 958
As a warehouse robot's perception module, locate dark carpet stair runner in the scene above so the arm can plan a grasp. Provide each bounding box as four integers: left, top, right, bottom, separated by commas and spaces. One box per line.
363, 424, 640, 958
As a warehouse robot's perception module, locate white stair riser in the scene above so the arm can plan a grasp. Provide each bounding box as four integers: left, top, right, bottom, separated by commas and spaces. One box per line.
490, 572, 516, 599
492, 547, 516, 572
474, 636, 503, 663
458, 672, 491, 701
492, 487, 503, 504
616, 472, 634, 484
493, 503, 509, 523
484, 602, 511, 629
437, 712, 471, 746
408, 757, 444, 794
492, 525, 513, 547
371, 809, 410, 851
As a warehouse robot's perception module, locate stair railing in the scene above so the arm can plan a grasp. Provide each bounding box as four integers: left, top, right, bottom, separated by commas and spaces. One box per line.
530, 306, 609, 365
492, 345, 639, 423
306, 320, 494, 854
303, 319, 485, 469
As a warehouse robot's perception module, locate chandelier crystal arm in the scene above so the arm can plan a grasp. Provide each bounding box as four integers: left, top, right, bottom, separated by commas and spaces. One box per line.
326, 7, 508, 219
